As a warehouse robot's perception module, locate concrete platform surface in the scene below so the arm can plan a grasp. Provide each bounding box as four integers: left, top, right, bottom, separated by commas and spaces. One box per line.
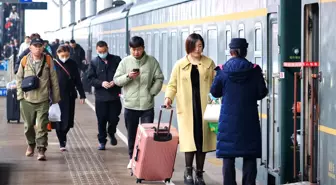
0, 94, 253, 185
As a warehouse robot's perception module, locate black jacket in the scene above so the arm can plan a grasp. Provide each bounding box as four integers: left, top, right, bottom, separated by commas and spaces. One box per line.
70, 44, 86, 71
54, 58, 86, 129
14, 47, 52, 74
87, 54, 122, 101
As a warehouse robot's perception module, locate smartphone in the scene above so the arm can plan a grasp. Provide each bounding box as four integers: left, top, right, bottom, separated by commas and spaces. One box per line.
132, 68, 140, 73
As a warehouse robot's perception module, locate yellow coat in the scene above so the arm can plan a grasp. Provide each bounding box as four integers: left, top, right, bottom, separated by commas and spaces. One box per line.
165, 55, 217, 152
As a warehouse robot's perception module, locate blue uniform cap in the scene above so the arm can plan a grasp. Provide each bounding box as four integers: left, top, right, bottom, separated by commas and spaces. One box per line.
229, 38, 249, 49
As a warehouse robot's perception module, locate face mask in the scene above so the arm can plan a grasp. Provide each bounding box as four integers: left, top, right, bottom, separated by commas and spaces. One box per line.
98, 52, 108, 59
59, 57, 69, 63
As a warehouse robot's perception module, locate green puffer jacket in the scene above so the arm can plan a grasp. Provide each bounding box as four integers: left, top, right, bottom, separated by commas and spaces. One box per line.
113, 52, 164, 110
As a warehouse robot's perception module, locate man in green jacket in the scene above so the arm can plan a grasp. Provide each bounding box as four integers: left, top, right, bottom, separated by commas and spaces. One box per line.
16, 38, 61, 161
114, 36, 164, 169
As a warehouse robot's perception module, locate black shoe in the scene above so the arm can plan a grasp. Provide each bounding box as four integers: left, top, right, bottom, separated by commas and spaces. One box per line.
109, 134, 117, 146
184, 167, 194, 185
195, 170, 206, 185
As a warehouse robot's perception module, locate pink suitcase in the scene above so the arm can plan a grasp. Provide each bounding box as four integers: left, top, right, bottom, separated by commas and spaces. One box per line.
131, 106, 179, 184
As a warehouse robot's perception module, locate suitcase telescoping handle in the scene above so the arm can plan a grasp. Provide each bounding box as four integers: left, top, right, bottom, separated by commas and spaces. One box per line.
153, 105, 174, 142
157, 105, 173, 134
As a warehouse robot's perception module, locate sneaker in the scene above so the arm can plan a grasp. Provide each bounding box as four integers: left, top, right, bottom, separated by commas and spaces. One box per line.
60, 147, 67, 152
98, 143, 105, 150
127, 159, 132, 169
25, 144, 35, 157
109, 134, 117, 146
37, 147, 46, 161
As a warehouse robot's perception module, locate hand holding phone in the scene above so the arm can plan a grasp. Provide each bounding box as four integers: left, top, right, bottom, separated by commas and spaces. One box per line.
132, 68, 140, 73
128, 69, 140, 79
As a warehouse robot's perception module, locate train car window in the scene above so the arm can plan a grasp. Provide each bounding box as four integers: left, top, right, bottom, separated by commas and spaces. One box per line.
116, 34, 120, 55
154, 33, 160, 61
238, 24, 245, 38
255, 23, 262, 52
207, 29, 218, 64
254, 22, 262, 67
225, 25, 232, 61
255, 29, 262, 51
112, 34, 116, 54
162, 33, 168, 78
194, 29, 202, 35
181, 30, 189, 57
146, 33, 152, 56
120, 34, 125, 58
171, 31, 178, 65
255, 57, 262, 67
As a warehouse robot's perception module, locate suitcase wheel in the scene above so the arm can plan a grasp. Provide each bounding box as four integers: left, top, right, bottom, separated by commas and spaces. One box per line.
165, 178, 171, 183
7, 120, 9, 123
17, 120, 20, 123
136, 179, 142, 183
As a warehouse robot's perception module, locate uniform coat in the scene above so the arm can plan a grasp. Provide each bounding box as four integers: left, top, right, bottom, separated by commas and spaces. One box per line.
165, 56, 217, 152
210, 57, 268, 158
54, 58, 86, 130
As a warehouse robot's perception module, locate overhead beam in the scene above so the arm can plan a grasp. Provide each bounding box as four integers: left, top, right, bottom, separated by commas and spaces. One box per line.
51, 0, 60, 7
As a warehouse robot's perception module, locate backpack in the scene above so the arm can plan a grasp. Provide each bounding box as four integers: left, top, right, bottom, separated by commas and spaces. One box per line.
21, 55, 52, 68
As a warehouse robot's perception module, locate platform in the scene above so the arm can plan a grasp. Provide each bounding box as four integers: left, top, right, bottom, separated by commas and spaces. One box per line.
0, 94, 253, 185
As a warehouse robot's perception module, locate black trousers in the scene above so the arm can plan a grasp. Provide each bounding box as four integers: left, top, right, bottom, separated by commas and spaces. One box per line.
95, 99, 122, 144
56, 124, 71, 147
124, 108, 154, 159
223, 158, 257, 185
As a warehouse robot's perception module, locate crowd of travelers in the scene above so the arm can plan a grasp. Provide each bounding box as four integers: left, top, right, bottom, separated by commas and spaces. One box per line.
1, 4, 20, 62
13, 28, 267, 185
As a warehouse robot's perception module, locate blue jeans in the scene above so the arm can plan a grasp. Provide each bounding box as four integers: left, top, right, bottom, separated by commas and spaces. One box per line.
124, 108, 154, 159
223, 158, 257, 185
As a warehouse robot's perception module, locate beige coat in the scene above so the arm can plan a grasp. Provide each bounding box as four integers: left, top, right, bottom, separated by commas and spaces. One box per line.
16, 53, 60, 104
165, 55, 216, 152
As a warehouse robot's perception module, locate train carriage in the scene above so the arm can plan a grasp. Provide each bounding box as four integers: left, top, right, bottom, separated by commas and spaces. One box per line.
44, 0, 336, 184
73, 16, 94, 62
90, 3, 132, 61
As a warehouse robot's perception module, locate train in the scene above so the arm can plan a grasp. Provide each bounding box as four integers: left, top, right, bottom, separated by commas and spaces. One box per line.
44, 0, 336, 184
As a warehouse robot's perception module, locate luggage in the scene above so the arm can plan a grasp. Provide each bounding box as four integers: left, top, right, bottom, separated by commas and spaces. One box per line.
6, 88, 20, 123
131, 106, 179, 184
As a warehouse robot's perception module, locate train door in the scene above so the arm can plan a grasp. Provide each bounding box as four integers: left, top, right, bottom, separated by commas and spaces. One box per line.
299, 2, 319, 183
265, 13, 280, 185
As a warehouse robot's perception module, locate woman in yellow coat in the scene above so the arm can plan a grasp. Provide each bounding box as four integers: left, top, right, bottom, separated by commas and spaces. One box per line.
164, 33, 216, 185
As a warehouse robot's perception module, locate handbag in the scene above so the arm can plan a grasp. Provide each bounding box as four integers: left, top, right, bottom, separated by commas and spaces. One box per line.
21, 58, 47, 92
203, 93, 221, 122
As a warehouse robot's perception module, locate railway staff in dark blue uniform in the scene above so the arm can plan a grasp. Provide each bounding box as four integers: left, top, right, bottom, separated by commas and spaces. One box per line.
210, 38, 268, 185
87, 41, 122, 150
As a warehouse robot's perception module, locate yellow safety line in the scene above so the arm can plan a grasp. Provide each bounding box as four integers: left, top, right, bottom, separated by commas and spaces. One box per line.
319, 125, 336, 135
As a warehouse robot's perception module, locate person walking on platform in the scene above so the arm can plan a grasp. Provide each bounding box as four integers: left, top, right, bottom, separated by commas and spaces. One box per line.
69, 39, 86, 72
54, 45, 86, 152
14, 33, 53, 74
87, 41, 122, 150
16, 38, 61, 161
18, 36, 30, 56
114, 36, 164, 168
210, 38, 268, 185
164, 33, 217, 185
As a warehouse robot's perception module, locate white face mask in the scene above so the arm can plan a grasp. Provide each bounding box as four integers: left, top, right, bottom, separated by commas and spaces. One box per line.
59, 57, 69, 63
